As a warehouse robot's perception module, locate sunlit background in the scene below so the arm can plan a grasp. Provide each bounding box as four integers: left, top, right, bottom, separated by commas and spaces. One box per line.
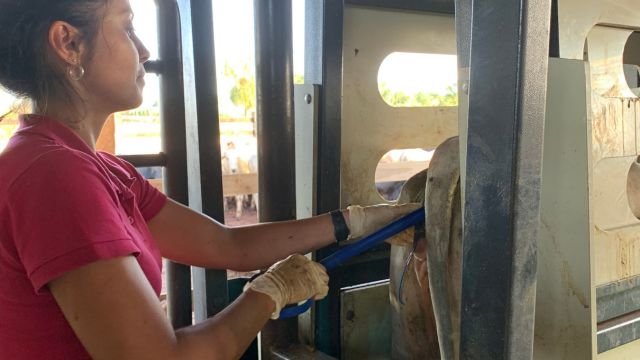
0, 0, 458, 211
0, 0, 458, 283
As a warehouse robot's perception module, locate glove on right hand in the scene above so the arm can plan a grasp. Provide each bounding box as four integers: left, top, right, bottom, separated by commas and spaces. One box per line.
347, 202, 422, 240
244, 254, 329, 319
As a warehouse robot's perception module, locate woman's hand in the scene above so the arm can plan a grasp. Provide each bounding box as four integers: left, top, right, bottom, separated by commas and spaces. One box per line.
243, 254, 329, 319
346, 202, 422, 240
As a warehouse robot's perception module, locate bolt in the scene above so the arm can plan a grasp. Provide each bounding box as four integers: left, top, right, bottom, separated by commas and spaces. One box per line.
461, 81, 469, 95
305, 94, 312, 104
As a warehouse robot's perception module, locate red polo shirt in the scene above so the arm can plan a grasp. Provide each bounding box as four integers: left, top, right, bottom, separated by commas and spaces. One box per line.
0, 115, 167, 359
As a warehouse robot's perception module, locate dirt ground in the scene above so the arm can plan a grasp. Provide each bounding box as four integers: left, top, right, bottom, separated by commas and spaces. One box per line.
223, 207, 259, 227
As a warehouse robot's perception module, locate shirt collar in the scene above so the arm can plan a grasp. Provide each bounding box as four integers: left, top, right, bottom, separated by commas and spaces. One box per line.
17, 114, 95, 156
17, 114, 138, 198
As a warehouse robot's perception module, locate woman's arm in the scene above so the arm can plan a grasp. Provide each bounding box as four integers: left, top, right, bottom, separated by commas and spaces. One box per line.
147, 199, 343, 271
49, 255, 274, 360
148, 198, 419, 271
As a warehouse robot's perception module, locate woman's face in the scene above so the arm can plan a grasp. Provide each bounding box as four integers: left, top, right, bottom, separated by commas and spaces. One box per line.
82, 0, 150, 114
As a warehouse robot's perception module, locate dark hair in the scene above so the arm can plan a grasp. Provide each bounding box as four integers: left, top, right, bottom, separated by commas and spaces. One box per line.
0, 0, 108, 110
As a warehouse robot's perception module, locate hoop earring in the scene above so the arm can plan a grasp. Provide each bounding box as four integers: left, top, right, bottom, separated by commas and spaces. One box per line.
68, 64, 85, 81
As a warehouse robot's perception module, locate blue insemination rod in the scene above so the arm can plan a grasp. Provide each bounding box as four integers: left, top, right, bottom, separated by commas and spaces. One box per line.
279, 207, 425, 319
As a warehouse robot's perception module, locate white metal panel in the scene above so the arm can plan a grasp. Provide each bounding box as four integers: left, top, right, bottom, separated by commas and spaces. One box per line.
340, 6, 457, 207
558, 0, 640, 60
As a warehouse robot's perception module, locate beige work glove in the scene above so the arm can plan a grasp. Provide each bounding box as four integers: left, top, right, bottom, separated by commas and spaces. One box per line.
346, 203, 422, 240
243, 254, 329, 319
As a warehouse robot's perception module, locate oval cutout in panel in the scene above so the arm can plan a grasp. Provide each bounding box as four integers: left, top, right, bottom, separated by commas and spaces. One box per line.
378, 52, 458, 108
627, 156, 640, 219
594, 156, 640, 230
375, 148, 433, 201
586, 26, 638, 98
623, 32, 640, 96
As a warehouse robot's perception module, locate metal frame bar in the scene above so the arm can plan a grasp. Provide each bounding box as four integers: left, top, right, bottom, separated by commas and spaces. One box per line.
156, 0, 192, 329
119, 153, 166, 168
345, 0, 454, 14
598, 312, 640, 353
459, 0, 552, 358
129, 0, 245, 352
144, 59, 164, 74
597, 276, 640, 323
177, 0, 229, 321
126, 0, 230, 335
596, 275, 640, 352
152, 0, 236, 332
254, 0, 299, 353
549, 0, 560, 58
308, 0, 344, 355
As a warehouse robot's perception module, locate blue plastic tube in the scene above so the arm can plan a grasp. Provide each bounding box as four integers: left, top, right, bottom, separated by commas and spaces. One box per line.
279, 207, 425, 319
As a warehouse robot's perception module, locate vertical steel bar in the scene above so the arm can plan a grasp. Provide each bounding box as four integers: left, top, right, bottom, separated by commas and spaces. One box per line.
307, 0, 344, 355
314, 0, 343, 219
157, 0, 192, 328
455, 0, 471, 203
254, 1, 296, 222
505, 1, 552, 356
459, 0, 551, 358
185, 0, 229, 319
254, 0, 298, 352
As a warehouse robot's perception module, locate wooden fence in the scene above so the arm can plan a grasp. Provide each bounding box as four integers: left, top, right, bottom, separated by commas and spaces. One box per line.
148, 160, 429, 195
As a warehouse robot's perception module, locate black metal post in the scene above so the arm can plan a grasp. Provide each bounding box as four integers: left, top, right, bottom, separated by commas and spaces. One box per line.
254, 1, 296, 223
119, 153, 167, 168
306, 0, 344, 355
254, 0, 298, 352
254, 0, 297, 228
182, 0, 229, 319
459, 0, 551, 359
157, 0, 192, 329
345, 0, 454, 13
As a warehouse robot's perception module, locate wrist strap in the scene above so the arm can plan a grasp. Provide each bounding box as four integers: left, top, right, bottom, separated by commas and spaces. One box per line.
330, 210, 350, 243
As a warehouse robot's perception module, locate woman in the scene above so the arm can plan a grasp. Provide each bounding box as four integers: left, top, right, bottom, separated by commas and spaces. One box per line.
0, 0, 419, 359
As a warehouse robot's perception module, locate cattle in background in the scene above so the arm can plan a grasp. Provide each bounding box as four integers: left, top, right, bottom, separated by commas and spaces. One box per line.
221, 140, 259, 219
221, 141, 245, 219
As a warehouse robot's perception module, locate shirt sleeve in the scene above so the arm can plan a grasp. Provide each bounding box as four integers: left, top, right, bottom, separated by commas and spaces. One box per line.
8, 150, 141, 293
100, 152, 167, 222
127, 164, 166, 222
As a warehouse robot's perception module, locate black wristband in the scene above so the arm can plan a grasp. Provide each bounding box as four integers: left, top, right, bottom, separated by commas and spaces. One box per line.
330, 210, 350, 243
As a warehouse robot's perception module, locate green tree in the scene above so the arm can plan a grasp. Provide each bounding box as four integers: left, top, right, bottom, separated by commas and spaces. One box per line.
380, 82, 393, 104
440, 85, 458, 106
412, 85, 458, 107
381, 82, 459, 107
225, 62, 256, 121
380, 82, 410, 106
390, 91, 410, 106
294, 74, 304, 84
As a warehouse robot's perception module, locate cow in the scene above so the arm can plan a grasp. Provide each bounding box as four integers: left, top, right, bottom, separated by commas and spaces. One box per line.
221, 141, 245, 219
